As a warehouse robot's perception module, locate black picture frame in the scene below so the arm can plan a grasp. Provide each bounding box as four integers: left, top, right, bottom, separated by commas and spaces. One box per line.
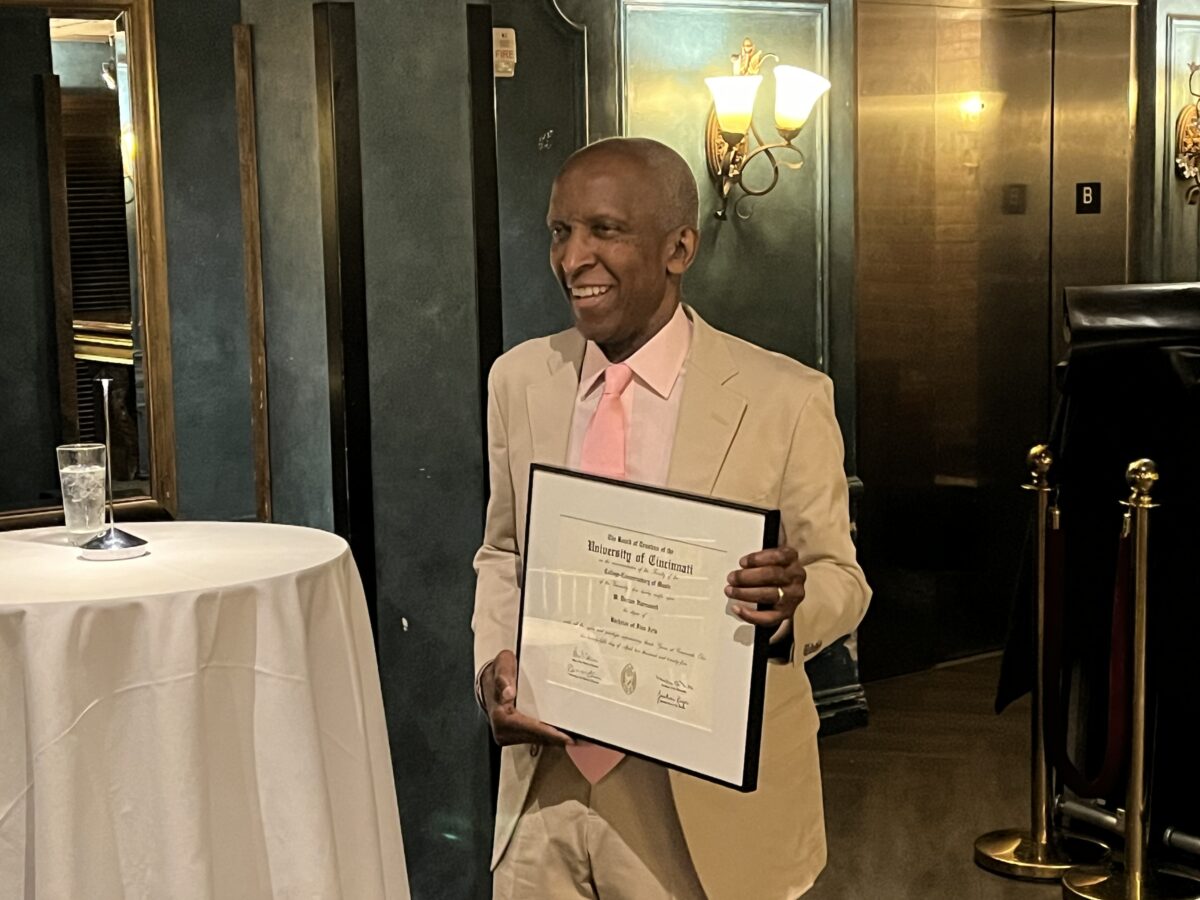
515, 463, 779, 792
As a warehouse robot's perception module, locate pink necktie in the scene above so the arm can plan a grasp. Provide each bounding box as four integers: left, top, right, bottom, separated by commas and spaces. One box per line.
567, 362, 634, 784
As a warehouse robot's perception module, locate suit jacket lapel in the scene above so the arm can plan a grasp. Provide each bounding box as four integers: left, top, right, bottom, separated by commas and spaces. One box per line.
526, 327, 584, 466
522, 312, 745, 490
668, 308, 746, 495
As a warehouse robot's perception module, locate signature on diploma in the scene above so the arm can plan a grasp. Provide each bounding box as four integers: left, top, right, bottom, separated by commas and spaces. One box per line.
566, 662, 602, 684
654, 674, 693, 693
656, 690, 690, 711
571, 645, 600, 668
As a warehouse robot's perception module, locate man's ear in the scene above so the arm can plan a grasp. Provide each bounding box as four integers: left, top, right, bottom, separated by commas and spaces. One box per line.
665, 226, 699, 276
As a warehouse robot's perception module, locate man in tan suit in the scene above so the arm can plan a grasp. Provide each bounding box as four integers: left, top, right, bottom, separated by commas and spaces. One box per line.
473, 137, 870, 899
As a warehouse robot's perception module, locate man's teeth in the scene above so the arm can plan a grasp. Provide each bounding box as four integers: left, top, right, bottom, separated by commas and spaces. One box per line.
571, 285, 610, 298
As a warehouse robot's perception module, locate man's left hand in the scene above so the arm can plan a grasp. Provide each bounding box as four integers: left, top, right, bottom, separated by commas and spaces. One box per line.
725, 545, 806, 628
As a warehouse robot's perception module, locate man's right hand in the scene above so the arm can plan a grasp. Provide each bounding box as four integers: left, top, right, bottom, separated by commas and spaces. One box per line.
483, 649, 575, 747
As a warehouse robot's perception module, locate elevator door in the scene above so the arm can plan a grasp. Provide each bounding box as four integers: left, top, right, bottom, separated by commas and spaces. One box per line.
854, 1, 1133, 680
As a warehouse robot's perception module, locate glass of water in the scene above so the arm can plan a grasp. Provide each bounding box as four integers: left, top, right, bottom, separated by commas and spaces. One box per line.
56, 443, 107, 545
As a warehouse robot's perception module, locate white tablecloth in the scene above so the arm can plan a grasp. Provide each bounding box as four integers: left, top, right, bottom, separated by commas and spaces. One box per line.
0, 521, 409, 899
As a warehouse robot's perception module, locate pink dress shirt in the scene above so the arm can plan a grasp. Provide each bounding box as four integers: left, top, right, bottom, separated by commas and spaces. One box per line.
567, 303, 692, 485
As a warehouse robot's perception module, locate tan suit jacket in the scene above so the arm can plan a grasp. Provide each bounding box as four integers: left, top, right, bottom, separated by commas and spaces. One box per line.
472, 307, 870, 899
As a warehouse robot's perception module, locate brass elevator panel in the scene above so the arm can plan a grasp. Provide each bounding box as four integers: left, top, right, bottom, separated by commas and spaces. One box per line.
855, 0, 1134, 678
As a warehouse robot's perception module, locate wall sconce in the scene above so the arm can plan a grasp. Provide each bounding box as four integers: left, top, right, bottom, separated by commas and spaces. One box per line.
959, 93, 985, 120
1175, 63, 1200, 205
704, 38, 829, 220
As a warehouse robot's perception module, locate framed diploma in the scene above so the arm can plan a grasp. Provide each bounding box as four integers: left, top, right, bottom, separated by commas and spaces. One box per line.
515, 464, 780, 791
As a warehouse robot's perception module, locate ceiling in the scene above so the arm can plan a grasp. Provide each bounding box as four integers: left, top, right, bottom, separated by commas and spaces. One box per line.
49, 17, 117, 43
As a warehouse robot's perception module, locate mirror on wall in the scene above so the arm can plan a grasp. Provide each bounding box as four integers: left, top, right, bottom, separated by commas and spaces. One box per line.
0, 0, 174, 528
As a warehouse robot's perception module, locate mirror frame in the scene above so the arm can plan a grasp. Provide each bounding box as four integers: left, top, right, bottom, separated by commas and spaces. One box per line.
1, 0, 177, 529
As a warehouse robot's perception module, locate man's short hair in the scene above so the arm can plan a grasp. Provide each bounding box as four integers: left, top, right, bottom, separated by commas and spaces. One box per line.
559, 137, 700, 232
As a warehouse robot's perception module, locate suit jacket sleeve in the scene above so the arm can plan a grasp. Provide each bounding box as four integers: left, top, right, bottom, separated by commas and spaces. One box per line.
783, 376, 871, 658
471, 365, 522, 681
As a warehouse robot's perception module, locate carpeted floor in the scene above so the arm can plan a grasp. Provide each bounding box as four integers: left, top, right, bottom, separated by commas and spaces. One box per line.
807, 655, 1062, 900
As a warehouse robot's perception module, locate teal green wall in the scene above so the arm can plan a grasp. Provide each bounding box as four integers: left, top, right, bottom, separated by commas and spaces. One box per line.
239, 0, 333, 530
157, 0, 256, 521
0, 10, 58, 509
356, 3, 493, 889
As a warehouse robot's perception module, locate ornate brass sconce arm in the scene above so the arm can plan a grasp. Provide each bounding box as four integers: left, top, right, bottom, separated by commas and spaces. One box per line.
707, 119, 807, 220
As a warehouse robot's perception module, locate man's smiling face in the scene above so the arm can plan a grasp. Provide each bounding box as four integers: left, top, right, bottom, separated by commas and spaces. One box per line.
546, 150, 679, 360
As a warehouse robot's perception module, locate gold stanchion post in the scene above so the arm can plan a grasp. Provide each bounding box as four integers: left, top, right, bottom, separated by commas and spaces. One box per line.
975, 445, 1109, 880
1063, 460, 1200, 900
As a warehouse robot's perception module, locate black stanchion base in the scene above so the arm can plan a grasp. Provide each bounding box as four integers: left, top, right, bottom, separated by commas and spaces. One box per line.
975, 829, 1109, 882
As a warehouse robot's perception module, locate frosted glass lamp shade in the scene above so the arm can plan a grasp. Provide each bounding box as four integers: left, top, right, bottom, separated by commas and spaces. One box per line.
705, 74, 762, 138
773, 65, 830, 134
